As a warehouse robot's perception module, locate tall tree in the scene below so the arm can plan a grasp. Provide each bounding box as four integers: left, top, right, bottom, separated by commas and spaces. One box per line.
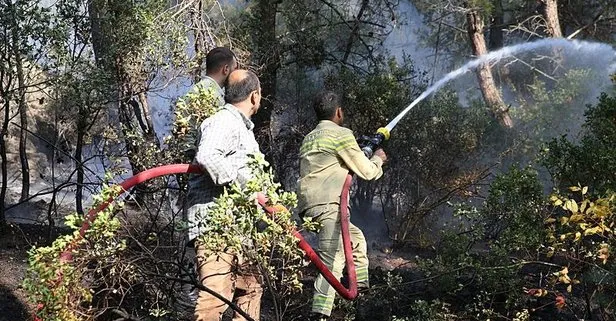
0, 6, 13, 226
88, 0, 161, 178
191, 0, 207, 83
0, 0, 55, 206
7, 0, 31, 201
466, 7, 512, 127
0, 91, 8, 228
414, 0, 513, 127
540, 0, 563, 37
250, 0, 279, 160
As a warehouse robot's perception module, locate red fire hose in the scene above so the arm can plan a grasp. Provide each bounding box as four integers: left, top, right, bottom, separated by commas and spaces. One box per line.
61, 164, 358, 300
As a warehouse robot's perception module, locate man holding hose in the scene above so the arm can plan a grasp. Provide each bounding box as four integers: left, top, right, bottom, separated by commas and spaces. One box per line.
297, 91, 387, 320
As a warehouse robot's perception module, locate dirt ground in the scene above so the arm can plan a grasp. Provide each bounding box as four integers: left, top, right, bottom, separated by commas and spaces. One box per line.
0, 223, 69, 321
1, 224, 34, 321
0, 221, 420, 321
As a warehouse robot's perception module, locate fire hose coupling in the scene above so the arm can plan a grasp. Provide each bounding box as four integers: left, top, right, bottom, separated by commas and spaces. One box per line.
357, 127, 390, 158
377, 127, 391, 140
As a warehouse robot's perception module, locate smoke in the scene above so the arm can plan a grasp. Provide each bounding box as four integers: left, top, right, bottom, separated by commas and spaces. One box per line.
384, 1, 433, 72
148, 75, 194, 144
145, 5, 616, 251
386, 39, 616, 132
351, 39, 616, 249
448, 39, 616, 147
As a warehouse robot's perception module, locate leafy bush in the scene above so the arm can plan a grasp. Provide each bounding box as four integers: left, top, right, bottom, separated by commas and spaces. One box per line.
404, 94, 616, 320
23, 183, 126, 321
24, 84, 306, 320
165, 84, 221, 164
482, 166, 547, 254
400, 300, 456, 321
544, 187, 615, 318
412, 166, 548, 320
24, 156, 305, 320
193, 154, 308, 301
542, 93, 616, 194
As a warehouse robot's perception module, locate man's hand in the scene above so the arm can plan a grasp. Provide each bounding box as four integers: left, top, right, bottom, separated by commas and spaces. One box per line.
374, 148, 387, 163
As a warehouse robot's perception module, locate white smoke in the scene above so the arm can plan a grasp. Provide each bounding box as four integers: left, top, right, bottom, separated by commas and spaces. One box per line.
385, 39, 616, 132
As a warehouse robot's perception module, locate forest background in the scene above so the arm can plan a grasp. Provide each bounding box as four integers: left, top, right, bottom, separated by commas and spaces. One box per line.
1, 0, 616, 320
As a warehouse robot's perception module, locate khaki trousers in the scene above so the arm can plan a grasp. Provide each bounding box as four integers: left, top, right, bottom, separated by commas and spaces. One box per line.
304, 204, 369, 316
194, 245, 263, 321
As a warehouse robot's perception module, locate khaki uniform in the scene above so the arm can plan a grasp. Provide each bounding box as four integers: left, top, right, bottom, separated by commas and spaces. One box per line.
298, 120, 383, 316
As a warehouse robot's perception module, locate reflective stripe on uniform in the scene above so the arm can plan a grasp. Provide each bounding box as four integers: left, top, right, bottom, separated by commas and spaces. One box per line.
356, 266, 369, 284
312, 293, 335, 315
300, 136, 338, 154
335, 135, 357, 151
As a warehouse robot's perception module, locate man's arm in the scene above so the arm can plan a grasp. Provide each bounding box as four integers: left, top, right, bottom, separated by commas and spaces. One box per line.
336, 130, 384, 181
194, 116, 240, 185
235, 153, 259, 186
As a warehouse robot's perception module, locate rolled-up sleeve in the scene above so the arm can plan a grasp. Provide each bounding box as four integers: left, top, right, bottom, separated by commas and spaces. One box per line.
194, 116, 240, 185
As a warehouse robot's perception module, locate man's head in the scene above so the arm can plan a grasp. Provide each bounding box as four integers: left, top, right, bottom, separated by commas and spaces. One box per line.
225, 70, 261, 116
205, 47, 238, 84
313, 91, 343, 125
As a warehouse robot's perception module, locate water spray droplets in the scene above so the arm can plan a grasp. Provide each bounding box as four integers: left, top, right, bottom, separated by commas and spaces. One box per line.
385, 39, 616, 132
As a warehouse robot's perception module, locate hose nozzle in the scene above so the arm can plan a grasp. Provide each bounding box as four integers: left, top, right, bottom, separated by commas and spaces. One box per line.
357, 127, 390, 158
376, 127, 390, 141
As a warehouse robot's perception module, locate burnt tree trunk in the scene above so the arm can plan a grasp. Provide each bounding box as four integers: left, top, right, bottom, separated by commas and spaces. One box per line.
252, 0, 279, 161
541, 0, 563, 37
9, 2, 30, 200
136, 91, 157, 146
488, 0, 504, 50
121, 69, 159, 178
75, 109, 86, 215
117, 80, 159, 173
466, 9, 513, 128
341, 0, 369, 65
89, 0, 159, 179
0, 96, 9, 227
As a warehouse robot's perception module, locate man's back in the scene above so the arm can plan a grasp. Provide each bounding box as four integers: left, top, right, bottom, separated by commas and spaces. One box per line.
186, 104, 259, 241
298, 120, 383, 213
191, 76, 225, 106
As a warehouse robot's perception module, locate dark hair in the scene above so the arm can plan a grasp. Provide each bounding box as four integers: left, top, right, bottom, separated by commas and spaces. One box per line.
225, 71, 260, 104
313, 91, 341, 120
205, 47, 235, 73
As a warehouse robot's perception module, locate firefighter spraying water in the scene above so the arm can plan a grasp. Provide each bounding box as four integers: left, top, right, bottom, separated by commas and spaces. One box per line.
359, 38, 616, 158
297, 91, 387, 320
61, 38, 616, 321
